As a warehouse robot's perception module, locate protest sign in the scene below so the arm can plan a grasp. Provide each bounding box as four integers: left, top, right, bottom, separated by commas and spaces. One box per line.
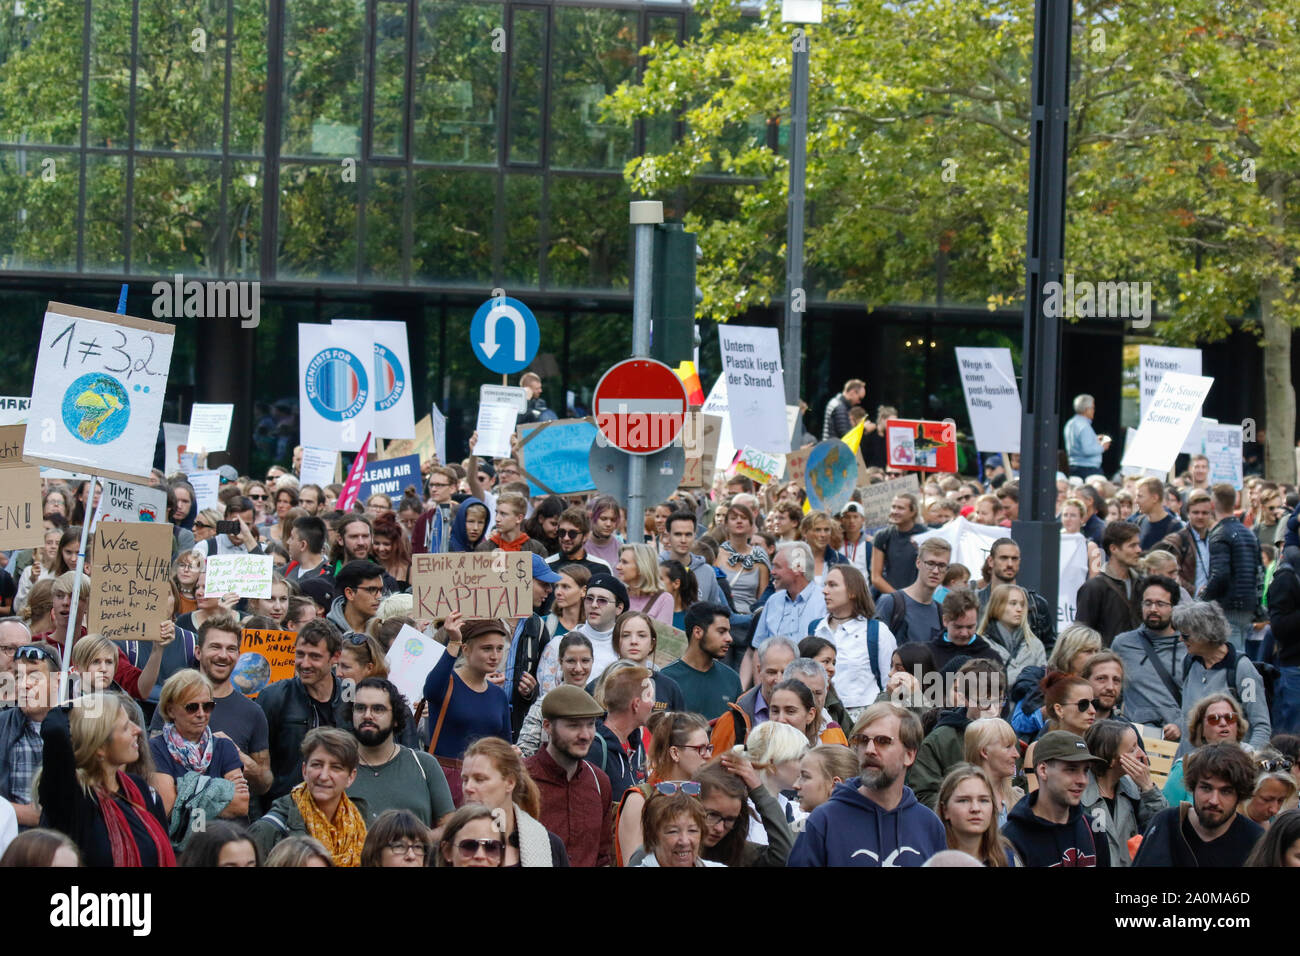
1119, 427, 1165, 479
701, 376, 736, 480
716, 325, 787, 454
98, 477, 167, 524
516, 418, 597, 496
954, 347, 1021, 453
189, 470, 220, 511
381, 411, 436, 464
1121, 372, 1214, 474
885, 419, 959, 472
858, 474, 921, 529
0, 425, 23, 468
234, 629, 298, 697
88, 522, 173, 642
0, 465, 44, 549
1138, 346, 1203, 455
1203, 424, 1244, 489
0, 396, 30, 426
358, 453, 422, 501
186, 403, 233, 455
735, 446, 785, 485
1057, 533, 1089, 630
784, 443, 815, 487
804, 441, 859, 514
299, 446, 337, 489
205, 553, 274, 599
411, 551, 532, 620
298, 322, 375, 451
386, 623, 446, 709
431, 404, 447, 465
333, 319, 416, 439
474, 385, 526, 459
652, 620, 688, 670
681, 412, 721, 488
24, 303, 175, 482
162, 422, 188, 473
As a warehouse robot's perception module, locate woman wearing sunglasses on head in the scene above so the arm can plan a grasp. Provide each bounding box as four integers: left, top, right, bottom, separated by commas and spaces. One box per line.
636, 787, 726, 867
435, 803, 507, 867
1161, 692, 1249, 806
147, 671, 250, 841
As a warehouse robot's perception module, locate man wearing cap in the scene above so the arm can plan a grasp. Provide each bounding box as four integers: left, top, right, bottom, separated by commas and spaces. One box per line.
838, 502, 873, 578
505, 554, 562, 740
1000, 730, 1111, 867
524, 685, 613, 867
570, 573, 628, 680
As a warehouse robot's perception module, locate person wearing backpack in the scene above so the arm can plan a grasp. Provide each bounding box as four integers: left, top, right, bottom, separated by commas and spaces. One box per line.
1111, 575, 1188, 743
810, 566, 895, 728
874, 538, 949, 646
1174, 600, 1272, 753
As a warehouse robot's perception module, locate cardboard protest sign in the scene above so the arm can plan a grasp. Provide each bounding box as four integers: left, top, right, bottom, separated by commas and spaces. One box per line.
1203, 424, 1244, 489
954, 347, 1021, 453
205, 554, 274, 599
381, 411, 436, 464
88, 522, 173, 641
717, 325, 788, 454
98, 477, 167, 524
186, 403, 234, 455
411, 551, 532, 620
681, 412, 722, 488
475, 386, 526, 460
386, 623, 446, 709
735, 446, 785, 485
333, 319, 417, 440
234, 629, 298, 697
358, 453, 422, 501
784, 443, 815, 487
515, 418, 597, 496
858, 474, 921, 529
0, 425, 44, 549
298, 322, 375, 451
1120, 373, 1214, 474
885, 419, 958, 472
0, 396, 31, 426
24, 303, 175, 482
0, 425, 24, 468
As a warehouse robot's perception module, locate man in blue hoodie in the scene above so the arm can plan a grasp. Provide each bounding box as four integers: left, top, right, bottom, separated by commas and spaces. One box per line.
787, 702, 945, 867
1001, 730, 1111, 867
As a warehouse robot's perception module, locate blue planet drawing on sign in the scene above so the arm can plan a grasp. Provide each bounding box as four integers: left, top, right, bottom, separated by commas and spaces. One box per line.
404, 637, 424, 656
232, 652, 271, 696
61, 373, 130, 444
805, 440, 860, 515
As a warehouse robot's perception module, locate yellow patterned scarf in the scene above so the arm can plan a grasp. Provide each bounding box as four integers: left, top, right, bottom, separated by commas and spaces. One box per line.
290, 783, 368, 868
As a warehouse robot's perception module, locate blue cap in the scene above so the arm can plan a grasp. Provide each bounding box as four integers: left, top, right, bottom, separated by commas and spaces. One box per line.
531, 553, 563, 584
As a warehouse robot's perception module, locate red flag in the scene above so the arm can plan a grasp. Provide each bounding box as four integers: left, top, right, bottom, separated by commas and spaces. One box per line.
336, 433, 372, 512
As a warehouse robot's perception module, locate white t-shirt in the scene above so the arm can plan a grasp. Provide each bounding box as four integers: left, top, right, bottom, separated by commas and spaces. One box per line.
0, 796, 17, 859
813, 615, 898, 708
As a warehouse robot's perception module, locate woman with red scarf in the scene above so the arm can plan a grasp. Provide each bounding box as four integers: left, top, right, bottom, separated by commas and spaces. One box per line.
39, 693, 176, 867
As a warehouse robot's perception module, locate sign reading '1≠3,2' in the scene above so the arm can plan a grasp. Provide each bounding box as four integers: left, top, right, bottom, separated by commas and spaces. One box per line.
23, 303, 175, 483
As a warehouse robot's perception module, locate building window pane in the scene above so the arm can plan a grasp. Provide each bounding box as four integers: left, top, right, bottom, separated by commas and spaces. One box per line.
0, 0, 84, 146
502, 173, 540, 288
413, 1, 499, 165
231, 0, 268, 153
0, 150, 78, 270
225, 160, 262, 277
134, 0, 228, 152
277, 162, 358, 279
364, 166, 404, 281
546, 175, 629, 290
131, 156, 223, 274
549, 7, 636, 171
282, 0, 365, 157
644, 15, 681, 156
88, 0, 134, 149
411, 167, 492, 285
506, 6, 543, 164
371, 1, 407, 157
84, 153, 127, 272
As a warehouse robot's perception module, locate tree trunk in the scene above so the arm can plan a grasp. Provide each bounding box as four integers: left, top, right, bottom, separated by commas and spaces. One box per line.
1261, 174, 1295, 483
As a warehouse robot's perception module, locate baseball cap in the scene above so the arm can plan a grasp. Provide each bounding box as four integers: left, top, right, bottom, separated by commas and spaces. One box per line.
217, 464, 239, 484
541, 685, 605, 720
531, 553, 563, 584
1033, 731, 1106, 765
839, 502, 865, 517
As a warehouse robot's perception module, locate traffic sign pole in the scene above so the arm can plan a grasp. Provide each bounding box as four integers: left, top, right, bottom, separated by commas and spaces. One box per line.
629, 200, 664, 542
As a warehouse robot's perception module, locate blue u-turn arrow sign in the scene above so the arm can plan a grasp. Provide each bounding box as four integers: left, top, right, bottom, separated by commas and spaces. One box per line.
470, 295, 540, 375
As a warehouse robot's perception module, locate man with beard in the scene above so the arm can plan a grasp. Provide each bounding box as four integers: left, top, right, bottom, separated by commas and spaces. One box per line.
345, 678, 453, 827
1082, 651, 1126, 722
1134, 743, 1264, 867
148, 614, 272, 796
545, 506, 612, 577
1111, 576, 1188, 742
788, 702, 944, 866
524, 685, 613, 867
662, 603, 740, 721
1001, 731, 1110, 867
975, 538, 1056, 651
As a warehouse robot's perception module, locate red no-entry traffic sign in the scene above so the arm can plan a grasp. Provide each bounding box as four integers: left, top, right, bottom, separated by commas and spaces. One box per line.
593, 358, 688, 455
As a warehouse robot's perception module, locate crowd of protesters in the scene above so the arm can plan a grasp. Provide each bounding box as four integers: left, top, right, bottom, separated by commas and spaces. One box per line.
0, 381, 1298, 870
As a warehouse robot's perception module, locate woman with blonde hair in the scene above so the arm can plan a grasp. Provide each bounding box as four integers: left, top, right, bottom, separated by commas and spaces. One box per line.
739, 719, 810, 838
977, 584, 1047, 686
1048, 624, 1104, 675
38, 692, 177, 867
459, 737, 568, 867
337, 632, 390, 683
793, 743, 860, 817
616, 543, 673, 624
21, 578, 56, 638
964, 717, 1024, 826
937, 764, 1018, 866
264, 835, 332, 867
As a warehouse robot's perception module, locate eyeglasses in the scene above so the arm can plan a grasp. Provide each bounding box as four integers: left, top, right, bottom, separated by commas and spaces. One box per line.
429, 481, 452, 489
584, 595, 612, 608
558, 529, 583, 539
456, 838, 505, 859
1069, 698, 1100, 713
1141, 599, 1172, 609
705, 810, 739, 830
921, 560, 949, 572
182, 700, 217, 715
653, 781, 702, 796
353, 703, 390, 715
385, 842, 428, 858
676, 743, 714, 758
851, 734, 896, 750
351, 586, 383, 596
344, 632, 371, 645
15, 645, 56, 665
1205, 712, 1238, 726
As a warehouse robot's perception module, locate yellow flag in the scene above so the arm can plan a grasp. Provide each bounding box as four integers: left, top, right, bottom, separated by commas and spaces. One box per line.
802, 497, 812, 515
841, 420, 865, 453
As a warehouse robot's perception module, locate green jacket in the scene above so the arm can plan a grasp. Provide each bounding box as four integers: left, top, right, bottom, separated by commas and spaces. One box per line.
906, 708, 971, 811
248, 791, 372, 860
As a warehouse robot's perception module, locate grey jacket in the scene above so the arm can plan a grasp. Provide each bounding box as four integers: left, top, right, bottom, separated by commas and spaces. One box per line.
1178, 647, 1271, 754
1081, 771, 1167, 867
1111, 628, 1188, 730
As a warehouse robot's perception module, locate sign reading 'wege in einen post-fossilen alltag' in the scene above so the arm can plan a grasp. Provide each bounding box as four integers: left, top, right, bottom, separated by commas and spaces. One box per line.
411, 551, 532, 620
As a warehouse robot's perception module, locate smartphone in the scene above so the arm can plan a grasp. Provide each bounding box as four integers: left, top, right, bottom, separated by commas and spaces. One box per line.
216, 520, 241, 535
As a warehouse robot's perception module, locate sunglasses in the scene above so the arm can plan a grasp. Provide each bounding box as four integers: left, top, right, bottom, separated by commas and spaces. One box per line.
557, 529, 583, 539
15, 645, 57, 665
584, 595, 613, 607
1258, 757, 1294, 773
456, 838, 505, 859
653, 781, 702, 796
1205, 712, 1238, 726
193, 522, 213, 531
343, 632, 370, 645
1069, 698, 1101, 713
182, 700, 216, 715
249, 494, 268, 501
851, 734, 897, 750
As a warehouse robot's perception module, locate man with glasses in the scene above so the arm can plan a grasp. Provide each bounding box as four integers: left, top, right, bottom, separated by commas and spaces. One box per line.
327, 560, 386, 636
1112, 575, 1188, 742
0, 642, 60, 827
0, 618, 32, 707
874, 538, 949, 646
926, 589, 1006, 671
789, 701, 944, 866
570, 573, 627, 679
195, 495, 263, 557
545, 506, 611, 577
524, 684, 613, 867
345, 677, 453, 828
1002, 730, 1110, 867
908, 659, 1007, 810
411, 466, 460, 554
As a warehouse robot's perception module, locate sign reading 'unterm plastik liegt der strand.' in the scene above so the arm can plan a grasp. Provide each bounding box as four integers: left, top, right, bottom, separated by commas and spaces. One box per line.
411, 551, 532, 619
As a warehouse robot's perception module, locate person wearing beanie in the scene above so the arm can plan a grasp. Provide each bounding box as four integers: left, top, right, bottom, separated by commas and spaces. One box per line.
523, 686, 613, 867
570, 574, 629, 679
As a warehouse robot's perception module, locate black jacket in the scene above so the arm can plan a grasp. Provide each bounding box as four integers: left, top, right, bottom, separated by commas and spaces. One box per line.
588, 721, 644, 800
256, 675, 347, 812
1203, 516, 1261, 612
1000, 789, 1110, 868
821, 394, 853, 440
926, 633, 1005, 671
1132, 804, 1263, 868
509, 613, 552, 740
1074, 571, 1142, 646
1268, 558, 1300, 667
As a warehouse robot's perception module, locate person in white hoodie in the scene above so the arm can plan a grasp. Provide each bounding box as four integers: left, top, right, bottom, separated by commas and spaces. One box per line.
567, 573, 628, 680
